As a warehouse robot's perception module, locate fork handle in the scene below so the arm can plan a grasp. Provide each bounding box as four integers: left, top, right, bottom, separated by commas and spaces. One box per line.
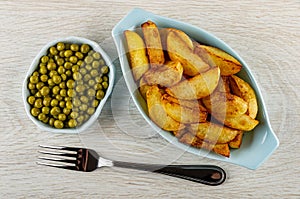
113, 161, 226, 186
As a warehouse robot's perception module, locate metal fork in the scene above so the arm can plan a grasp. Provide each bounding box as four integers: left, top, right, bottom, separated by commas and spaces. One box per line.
37, 145, 226, 186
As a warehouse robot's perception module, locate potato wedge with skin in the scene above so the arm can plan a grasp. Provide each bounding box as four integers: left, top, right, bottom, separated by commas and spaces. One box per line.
162, 99, 207, 123
143, 61, 183, 87
195, 44, 242, 76
142, 21, 165, 67
160, 28, 194, 51
166, 67, 220, 100
202, 92, 248, 117
124, 30, 149, 80
146, 85, 184, 131
162, 94, 206, 111
188, 122, 240, 144
139, 77, 151, 100
215, 76, 231, 93
229, 132, 244, 149
214, 113, 259, 131
167, 31, 210, 76
229, 75, 258, 119
179, 132, 230, 157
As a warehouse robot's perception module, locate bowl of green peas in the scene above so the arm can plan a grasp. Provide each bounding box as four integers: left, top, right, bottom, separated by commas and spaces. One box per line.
22, 36, 115, 133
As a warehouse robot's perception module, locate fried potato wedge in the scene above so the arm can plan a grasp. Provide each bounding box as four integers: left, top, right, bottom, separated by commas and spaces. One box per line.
167, 31, 210, 76
229, 132, 244, 149
166, 67, 220, 100
139, 77, 151, 100
229, 75, 258, 119
202, 92, 248, 117
124, 30, 149, 80
142, 21, 165, 67
188, 122, 240, 144
215, 76, 231, 93
160, 28, 194, 51
146, 85, 184, 131
143, 61, 183, 87
214, 113, 259, 131
179, 132, 230, 157
195, 44, 242, 76
162, 98, 207, 123
162, 94, 205, 110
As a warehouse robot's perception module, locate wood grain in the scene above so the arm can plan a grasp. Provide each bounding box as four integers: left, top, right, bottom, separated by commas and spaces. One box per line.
0, 0, 299, 198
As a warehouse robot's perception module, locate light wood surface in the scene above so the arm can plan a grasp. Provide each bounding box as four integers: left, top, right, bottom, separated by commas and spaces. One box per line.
0, 0, 299, 198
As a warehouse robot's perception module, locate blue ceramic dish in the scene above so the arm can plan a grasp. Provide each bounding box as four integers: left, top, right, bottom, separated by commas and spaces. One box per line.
112, 8, 279, 169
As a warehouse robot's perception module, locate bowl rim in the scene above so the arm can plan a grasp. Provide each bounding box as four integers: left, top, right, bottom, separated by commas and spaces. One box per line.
112, 8, 280, 169
22, 36, 115, 133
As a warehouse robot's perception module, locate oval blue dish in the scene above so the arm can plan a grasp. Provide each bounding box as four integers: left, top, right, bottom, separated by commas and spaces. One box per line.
112, 8, 279, 169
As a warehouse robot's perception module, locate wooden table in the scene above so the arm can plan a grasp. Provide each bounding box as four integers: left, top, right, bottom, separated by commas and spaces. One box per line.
1, 0, 299, 198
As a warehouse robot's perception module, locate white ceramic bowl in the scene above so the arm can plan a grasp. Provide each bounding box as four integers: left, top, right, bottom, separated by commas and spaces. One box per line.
112, 8, 279, 169
22, 36, 115, 133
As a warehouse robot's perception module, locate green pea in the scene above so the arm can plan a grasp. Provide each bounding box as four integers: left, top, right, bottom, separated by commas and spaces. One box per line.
54, 120, 64, 128
52, 86, 60, 95
69, 56, 78, 64
96, 90, 105, 100
84, 55, 93, 64
58, 113, 66, 121
63, 107, 71, 115
102, 82, 108, 89
75, 52, 84, 60
68, 119, 77, 128
28, 82, 36, 90
92, 52, 101, 60
56, 58, 64, 66
34, 98, 43, 108
87, 107, 95, 115
87, 88, 96, 97
90, 69, 99, 77
47, 62, 57, 70
59, 101, 65, 108
80, 44, 90, 54
42, 107, 50, 114
92, 61, 100, 68
50, 99, 59, 107
64, 50, 73, 58
73, 72, 82, 81
52, 75, 62, 84
27, 96, 36, 105
64, 62, 73, 70
59, 81, 66, 89
43, 97, 52, 107
40, 86, 50, 96
94, 83, 102, 90
66, 101, 73, 109
36, 82, 44, 90
49, 118, 55, 126
40, 65, 48, 74
41, 55, 49, 63
50, 107, 60, 116
70, 44, 79, 51
30, 75, 39, 84
40, 74, 48, 82
55, 94, 63, 101
80, 96, 89, 104
57, 42, 65, 51
31, 107, 40, 117
49, 46, 58, 55
67, 89, 76, 97
101, 66, 109, 74
38, 113, 47, 121
70, 111, 79, 119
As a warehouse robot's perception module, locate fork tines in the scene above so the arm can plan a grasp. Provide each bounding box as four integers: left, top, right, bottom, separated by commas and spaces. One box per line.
37, 145, 80, 171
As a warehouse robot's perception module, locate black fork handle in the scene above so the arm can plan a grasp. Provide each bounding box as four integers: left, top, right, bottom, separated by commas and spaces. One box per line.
113, 161, 226, 186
